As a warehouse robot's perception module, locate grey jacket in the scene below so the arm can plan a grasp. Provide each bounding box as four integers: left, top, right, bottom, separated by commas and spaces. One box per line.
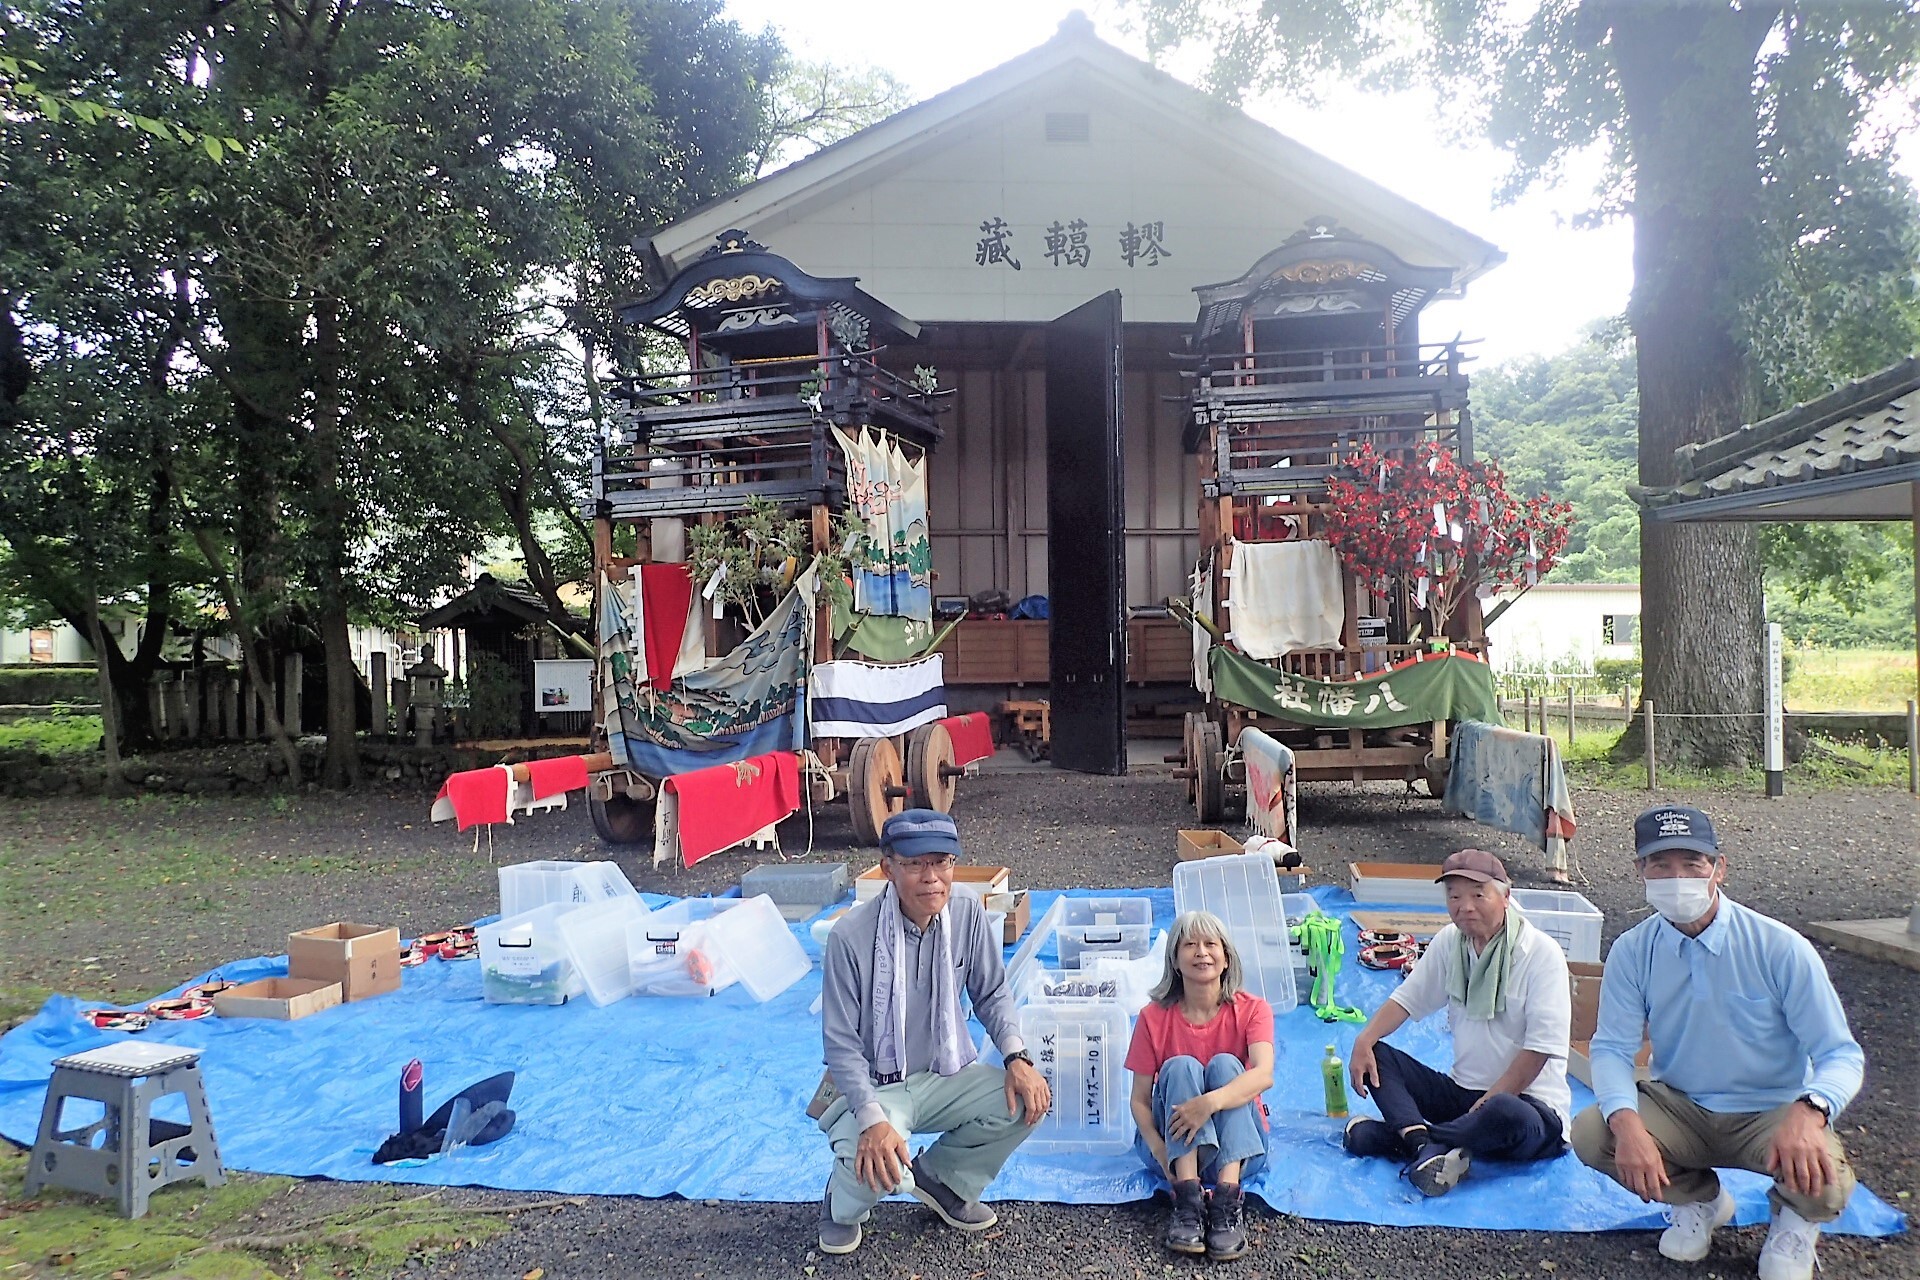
820, 889, 1025, 1131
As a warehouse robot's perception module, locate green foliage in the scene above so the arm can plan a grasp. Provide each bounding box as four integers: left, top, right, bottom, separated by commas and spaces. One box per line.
0, 665, 96, 705
0, 710, 101, 758
1591, 657, 1641, 700
685, 497, 851, 626
1782, 648, 1918, 711
462, 653, 523, 739
749, 56, 915, 176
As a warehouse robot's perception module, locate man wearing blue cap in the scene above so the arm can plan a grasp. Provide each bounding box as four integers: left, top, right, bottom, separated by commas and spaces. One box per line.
816, 808, 1051, 1255
1572, 806, 1864, 1280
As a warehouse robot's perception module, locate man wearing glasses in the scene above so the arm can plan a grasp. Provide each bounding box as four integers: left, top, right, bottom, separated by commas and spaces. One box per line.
816, 808, 1052, 1255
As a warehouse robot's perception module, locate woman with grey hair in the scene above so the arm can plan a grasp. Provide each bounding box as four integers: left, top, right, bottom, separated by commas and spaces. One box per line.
1123, 910, 1275, 1262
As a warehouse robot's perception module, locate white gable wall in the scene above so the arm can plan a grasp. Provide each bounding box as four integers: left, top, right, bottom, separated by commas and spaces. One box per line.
684, 72, 1472, 325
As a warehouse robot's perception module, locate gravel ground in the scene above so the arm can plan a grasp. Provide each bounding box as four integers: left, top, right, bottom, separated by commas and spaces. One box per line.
3, 769, 1915, 1280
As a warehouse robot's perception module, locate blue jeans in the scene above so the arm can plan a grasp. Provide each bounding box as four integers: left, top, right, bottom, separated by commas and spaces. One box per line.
1137, 1054, 1268, 1186
1368, 1041, 1564, 1162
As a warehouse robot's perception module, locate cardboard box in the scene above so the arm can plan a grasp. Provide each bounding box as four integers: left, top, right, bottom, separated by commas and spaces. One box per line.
288, 922, 402, 1002
1351, 909, 1452, 939
1348, 861, 1448, 907
987, 891, 1032, 946
854, 864, 1009, 902
1177, 829, 1243, 862
1566, 960, 1653, 1086
212, 977, 342, 1021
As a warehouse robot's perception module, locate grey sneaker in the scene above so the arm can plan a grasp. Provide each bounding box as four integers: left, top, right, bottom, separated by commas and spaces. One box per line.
1205, 1182, 1248, 1261
908, 1154, 997, 1232
1407, 1144, 1471, 1197
1164, 1179, 1206, 1255
818, 1180, 866, 1255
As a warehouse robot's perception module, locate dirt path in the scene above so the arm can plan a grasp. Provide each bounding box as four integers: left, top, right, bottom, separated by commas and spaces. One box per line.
2, 775, 1914, 1279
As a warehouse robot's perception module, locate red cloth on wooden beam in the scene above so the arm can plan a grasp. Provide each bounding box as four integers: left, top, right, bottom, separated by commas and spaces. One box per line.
523, 754, 590, 801
639, 564, 696, 689
662, 752, 801, 868
940, 712, 995, 767
431, 766, 511, 831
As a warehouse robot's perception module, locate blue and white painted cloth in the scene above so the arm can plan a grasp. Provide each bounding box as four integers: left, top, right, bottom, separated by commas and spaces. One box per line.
1443, 720, 1576, 855
810, 655, 946, 738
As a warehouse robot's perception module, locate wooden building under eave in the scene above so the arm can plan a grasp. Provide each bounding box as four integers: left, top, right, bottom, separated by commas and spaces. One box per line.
634, 14, 1504, 760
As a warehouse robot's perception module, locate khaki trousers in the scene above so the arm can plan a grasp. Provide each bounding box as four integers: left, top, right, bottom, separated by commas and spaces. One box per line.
818, 1064, 1033, 1226
1572, 1080, 1854, 1222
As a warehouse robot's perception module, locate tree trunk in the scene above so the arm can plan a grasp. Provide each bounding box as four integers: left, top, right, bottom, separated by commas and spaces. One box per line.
84, 593, 127, 797
312, 302, 360, 788
188, 521, 303, 782
1609, 3, 1778, 768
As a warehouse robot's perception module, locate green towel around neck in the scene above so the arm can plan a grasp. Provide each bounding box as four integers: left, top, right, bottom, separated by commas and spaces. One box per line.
1446, 903, 1524, 1019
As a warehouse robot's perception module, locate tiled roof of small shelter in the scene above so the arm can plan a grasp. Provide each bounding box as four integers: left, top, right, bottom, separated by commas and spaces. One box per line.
1641, 357, 1919, 510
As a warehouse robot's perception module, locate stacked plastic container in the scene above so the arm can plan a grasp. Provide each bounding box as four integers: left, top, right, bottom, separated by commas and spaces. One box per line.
1511, 888, 1604, 963
498, 860, 637, 918
1172, 852, 1300, 1013
1016, 1001, 1135, 1153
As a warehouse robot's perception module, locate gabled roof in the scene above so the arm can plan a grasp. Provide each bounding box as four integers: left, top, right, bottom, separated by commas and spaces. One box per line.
419, 574, 552, 631
642, 15, 1503, 290
1640, 356, 1920, 522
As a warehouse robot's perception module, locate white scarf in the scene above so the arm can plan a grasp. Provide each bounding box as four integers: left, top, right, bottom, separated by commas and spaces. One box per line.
870, 885, 975, 1082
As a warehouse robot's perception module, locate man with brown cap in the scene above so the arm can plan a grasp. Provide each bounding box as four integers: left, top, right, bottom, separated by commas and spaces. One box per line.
1341, 848, 1573, 1196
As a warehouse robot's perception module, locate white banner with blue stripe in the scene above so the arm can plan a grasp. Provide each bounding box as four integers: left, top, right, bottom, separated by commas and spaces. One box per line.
809, 655, 947, 738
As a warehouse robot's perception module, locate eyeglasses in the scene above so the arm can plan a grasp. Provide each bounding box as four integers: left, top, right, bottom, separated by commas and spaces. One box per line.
890, 854, 957, 876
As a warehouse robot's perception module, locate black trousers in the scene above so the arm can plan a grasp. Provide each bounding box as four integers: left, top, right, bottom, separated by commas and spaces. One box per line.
1369, 1041, 1564, 1162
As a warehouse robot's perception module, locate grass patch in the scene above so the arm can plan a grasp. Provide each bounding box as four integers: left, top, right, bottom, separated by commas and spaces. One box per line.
0, 1143, 512, 1278
1555, 726, 1912, 791
1785, 649, 1918, 711
0, 711, 103, 759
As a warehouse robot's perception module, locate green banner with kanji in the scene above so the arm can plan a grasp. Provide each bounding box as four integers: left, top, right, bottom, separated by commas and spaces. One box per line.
1208, 647, 1503, 729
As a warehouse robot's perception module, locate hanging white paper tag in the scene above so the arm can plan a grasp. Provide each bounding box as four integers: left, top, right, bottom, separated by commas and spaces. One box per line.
1432, 502, 1448, 535
702, 564, 727, 599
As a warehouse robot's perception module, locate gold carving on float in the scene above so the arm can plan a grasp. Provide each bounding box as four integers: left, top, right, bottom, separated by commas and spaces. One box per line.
684, 274, 780, 307
1270, 259, 1375, 286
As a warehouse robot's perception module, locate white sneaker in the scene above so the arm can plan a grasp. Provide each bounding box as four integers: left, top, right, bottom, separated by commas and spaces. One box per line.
1758, 1205, 1822, 1280
1659, 1188, 1737, 1262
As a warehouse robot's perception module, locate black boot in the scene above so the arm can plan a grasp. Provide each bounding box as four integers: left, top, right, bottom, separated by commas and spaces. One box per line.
1164, 1179, 1206, 1255
1206, 1182, 1248, 1261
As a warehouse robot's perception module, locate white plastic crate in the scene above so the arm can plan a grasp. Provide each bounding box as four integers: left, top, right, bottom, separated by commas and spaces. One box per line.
1511, 888, 1603, 963
1172, 853, 1299, 1012
1017, 1002, 1135, 1153
498, 859, 636, 919
1056, 897, 1154, 969
1348, 862, 1447, 907
479, 903, 585, 1005
555, 897, 650, 1007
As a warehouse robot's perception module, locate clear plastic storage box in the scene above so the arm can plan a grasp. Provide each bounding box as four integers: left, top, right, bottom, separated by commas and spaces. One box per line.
626, 898, 744, 996
498, 859, 636, 919
1016, 1002, 1135, 1153
1511, 888, 1604, 963
479, 903, 586, 1005
700, 894, 811, 1002
1283, 892, 1319, 985
554, 896, 650, 1006
1056, 897, 1154, 969
1172, 853, 1299, 1012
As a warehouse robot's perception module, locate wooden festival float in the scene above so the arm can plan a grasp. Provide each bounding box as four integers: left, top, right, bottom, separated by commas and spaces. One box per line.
1170, 224, 1550, 827
576, 231, 983, 856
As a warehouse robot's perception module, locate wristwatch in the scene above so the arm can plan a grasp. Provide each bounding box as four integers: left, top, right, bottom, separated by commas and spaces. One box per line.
1797, 1093, 1832, 1125
1004, 1049, 1034, 1068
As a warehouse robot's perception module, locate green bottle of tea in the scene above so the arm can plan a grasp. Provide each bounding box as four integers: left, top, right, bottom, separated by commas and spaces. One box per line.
1321, 1044, 1349, 1118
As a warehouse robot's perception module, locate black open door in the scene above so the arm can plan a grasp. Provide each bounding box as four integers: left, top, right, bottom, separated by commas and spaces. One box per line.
1045, 292, 1127, 775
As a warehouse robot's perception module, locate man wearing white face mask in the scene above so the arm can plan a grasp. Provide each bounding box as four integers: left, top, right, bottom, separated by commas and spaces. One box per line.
1571, 806, 1863, 1280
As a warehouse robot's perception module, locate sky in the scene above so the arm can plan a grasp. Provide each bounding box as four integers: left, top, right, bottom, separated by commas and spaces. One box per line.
720, 0, 1638, 370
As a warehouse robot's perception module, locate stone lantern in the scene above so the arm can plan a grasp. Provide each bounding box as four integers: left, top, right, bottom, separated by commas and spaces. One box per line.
405, 646, 448, 746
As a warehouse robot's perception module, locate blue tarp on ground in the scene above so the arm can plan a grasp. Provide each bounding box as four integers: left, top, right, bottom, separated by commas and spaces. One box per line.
0, 887, 1903, 1235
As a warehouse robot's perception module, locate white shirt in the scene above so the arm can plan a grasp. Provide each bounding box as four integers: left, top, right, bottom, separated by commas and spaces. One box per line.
1389, 913, 1573, 1133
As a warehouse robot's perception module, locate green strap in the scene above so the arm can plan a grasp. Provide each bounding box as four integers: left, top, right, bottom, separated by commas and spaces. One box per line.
1290, 911, 1366, 1023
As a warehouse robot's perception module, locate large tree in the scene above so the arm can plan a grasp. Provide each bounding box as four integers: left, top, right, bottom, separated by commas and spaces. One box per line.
1132, 0, 1920, 765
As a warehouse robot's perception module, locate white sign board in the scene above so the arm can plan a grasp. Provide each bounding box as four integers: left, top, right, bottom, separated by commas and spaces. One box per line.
1764, 623, 1785, 784
533, 659, 593, 715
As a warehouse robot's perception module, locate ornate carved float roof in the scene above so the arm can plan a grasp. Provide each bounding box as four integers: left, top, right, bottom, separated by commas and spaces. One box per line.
1189, 222, 1458, 349
616, 232, 920, 349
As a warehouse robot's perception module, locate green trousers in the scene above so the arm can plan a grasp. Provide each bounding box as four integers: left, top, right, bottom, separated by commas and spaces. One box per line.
1572, 1080, 1855, 1221
818, 1064, 1034, 1225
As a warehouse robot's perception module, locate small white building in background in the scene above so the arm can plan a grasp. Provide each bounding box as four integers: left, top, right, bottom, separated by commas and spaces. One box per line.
1486, 582, 1641, 674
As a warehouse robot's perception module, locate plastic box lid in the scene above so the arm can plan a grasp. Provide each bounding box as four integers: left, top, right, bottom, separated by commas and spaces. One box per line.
555, 897, 650, 1007
498, 859, 636, 919
1172, 853, 1299, 1012
1016, 1001, 1136, 1153
699, 894, 811, 1002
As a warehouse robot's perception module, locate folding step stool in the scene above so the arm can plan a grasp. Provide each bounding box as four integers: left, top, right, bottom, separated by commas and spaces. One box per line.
24, 1041, 225, 1218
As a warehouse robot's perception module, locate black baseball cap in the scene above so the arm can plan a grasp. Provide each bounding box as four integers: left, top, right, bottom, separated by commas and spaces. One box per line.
1633, 806, 1720, 859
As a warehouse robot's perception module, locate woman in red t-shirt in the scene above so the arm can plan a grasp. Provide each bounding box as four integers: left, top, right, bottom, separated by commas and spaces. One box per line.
1124, 910, 1275, 1262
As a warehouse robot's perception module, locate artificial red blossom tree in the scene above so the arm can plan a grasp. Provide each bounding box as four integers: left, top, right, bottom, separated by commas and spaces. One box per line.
1323, 441, 1574, 642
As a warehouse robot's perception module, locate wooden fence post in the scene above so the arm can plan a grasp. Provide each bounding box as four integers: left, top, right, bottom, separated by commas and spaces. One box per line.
1644, 699, 1658, 791
221, 673, 239, 741
1907, 699, 1917, 796
1566, 686, 1577, 744
370, 652, 390, 742
283, 653, 304, 737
